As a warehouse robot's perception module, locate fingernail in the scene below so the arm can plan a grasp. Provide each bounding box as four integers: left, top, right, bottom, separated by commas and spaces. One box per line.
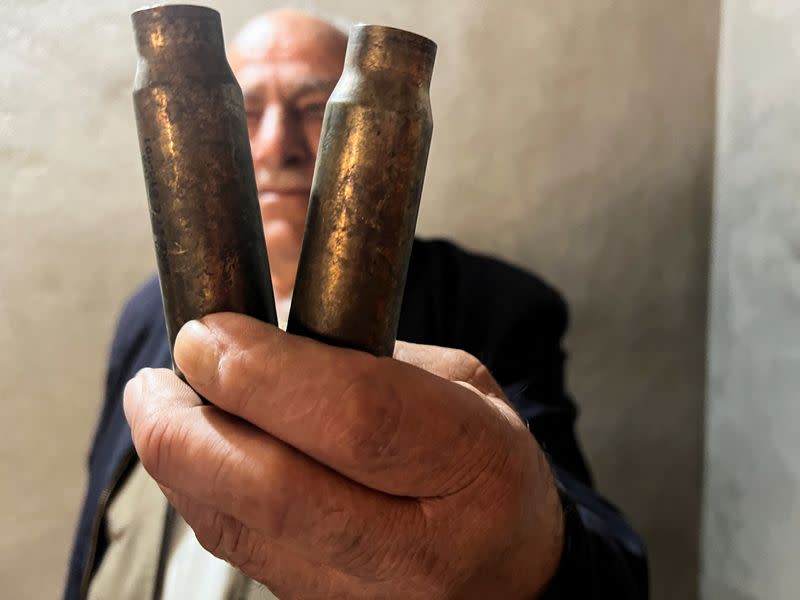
174, 319, 220, 387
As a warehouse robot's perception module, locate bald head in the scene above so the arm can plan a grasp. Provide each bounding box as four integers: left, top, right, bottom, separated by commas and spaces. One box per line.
229, 10, 348, 301
230, 10, 347, 74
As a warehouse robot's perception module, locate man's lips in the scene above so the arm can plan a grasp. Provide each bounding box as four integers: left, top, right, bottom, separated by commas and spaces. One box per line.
258, 190, 311, 223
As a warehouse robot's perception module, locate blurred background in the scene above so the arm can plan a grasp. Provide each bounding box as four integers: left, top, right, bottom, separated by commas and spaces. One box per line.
1, 0, 794, 598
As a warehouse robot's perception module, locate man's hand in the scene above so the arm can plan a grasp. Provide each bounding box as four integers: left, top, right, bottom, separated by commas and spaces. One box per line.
123, 313, 564, 599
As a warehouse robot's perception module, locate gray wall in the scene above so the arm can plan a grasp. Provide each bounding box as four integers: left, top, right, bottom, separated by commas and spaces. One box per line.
1, 1, 719, 598
703, 2, 800, 599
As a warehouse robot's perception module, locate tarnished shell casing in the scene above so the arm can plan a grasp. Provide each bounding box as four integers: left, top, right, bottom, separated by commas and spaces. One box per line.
132, 5, 277, 377
288, 25, 437, 356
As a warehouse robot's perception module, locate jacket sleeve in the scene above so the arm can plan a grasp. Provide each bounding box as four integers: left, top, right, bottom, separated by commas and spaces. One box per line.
538, 467, 648, 598
64, 277, 166, 600
495, 288, 649, 599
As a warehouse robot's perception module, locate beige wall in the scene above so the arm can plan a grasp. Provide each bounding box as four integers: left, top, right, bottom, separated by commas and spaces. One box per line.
703, 2, 800, 598
1, 1, 719, 598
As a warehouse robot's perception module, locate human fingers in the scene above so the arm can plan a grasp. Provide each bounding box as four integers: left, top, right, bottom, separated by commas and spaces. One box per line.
173, 314, 524, 497
123, 367, 424, 577
392, 341, 507, 399
159, 486, 369, 600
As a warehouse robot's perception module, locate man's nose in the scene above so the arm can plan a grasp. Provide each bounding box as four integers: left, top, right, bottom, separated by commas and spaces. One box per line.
251, 105, 310, 170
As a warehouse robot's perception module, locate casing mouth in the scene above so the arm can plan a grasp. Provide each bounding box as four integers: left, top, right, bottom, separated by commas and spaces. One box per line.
346, 24, 437, 85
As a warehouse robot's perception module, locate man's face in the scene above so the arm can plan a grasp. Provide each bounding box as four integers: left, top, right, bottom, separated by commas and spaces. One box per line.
229, 12, 347, 296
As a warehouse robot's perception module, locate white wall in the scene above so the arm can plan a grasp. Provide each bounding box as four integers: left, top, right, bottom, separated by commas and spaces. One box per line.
1, 1, 719, 598
703, 2, 800, 599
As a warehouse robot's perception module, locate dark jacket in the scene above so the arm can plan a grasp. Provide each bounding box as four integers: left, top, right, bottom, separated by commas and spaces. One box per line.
65, 239, 648, 599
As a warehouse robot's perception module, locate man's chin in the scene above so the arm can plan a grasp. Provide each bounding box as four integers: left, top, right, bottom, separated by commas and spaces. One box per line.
262, 234, 302, 298
263, 222, 303, 260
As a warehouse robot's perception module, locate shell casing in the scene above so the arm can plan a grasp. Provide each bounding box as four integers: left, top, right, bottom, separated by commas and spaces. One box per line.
288, 25, 437, 356
132, 5, 277, 378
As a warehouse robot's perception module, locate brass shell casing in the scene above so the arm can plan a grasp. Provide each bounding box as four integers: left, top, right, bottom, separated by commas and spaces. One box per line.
288, 25, 437, 356
132, 5, 278, 377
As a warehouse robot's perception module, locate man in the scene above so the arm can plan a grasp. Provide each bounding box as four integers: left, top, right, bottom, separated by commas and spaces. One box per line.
65, 10, 648, 599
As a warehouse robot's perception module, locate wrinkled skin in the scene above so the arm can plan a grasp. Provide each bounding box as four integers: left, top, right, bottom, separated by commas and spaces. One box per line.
124, 10, 564, 600
125, 314, 563, 598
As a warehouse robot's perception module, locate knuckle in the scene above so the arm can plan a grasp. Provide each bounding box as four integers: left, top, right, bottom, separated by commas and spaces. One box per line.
450, 348, 478, 367
129, 379, 193, 483
197, 512, 257, 569
470, 364, 501, 399
469, 362, 492, 387
439, 348, 477, 379
135, 415, 170, 478
448, 350, 501, 398
194, 516, 225, 557
216, 516, 253, 568
453, 350, 484, 382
